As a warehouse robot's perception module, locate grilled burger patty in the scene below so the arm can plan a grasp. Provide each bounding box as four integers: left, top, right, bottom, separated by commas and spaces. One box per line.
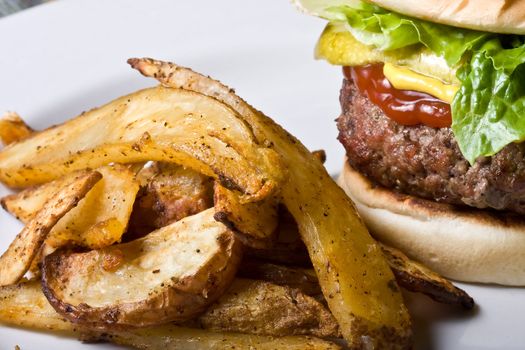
337, 78, 525, 214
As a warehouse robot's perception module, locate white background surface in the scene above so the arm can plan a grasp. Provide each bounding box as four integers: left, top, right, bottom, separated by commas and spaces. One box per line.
0, 0, 523, 349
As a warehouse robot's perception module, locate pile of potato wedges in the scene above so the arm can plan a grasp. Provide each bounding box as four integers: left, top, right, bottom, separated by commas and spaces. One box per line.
0, 58, 473, 350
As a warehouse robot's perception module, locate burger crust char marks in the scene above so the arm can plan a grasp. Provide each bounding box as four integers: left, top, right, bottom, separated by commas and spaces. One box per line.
297, 0, 525, 285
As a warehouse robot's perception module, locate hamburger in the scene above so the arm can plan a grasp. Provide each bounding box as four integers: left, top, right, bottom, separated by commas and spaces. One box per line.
296, 0, 525, 285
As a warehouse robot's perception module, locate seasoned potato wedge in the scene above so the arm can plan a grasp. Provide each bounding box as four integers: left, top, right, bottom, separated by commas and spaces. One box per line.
0, 171, 101, 286
129, 58, 412, 348
381, 244, 474, 309
0, 282, 340, 349
41, 208, 241, 328
0, 87, 283, 203
238, 260, 321, 296
106, 325, 342, 350
46, 164, 138, 250
198, 279, 339, 338
128, 162, 213, 238
0, 280, 76, 333
1, 171, 87, 224
4, 165, 138, 249
0, 112, 33, 146
213, 183, 278, 248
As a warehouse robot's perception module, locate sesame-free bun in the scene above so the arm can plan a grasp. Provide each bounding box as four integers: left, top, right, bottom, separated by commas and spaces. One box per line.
338, 159, 525, 286
370, 0, 525, 34
294, 0, 525, 34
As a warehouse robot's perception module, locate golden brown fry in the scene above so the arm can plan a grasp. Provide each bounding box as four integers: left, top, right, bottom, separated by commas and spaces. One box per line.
127, 162, 213, 239
238, 260, 321, 296
107, 325, 342, 350
0, 171, 101, 286
381, 244, 475, 309
0, 87, 283, 204
0, 282, 340, 349
42, 209, 242, 329
45, 164, 138, 249
213, 183, 278, 249
0, 112, 34, 146
198, 279, 339, 338
128, 57, 412, 348
1, 171, 87, 224
0, 280, 76, 333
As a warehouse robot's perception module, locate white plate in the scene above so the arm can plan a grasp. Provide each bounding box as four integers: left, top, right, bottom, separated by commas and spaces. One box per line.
0, 0, 523, 349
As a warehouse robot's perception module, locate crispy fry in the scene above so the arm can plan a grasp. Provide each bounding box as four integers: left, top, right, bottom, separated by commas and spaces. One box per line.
1, 180, 69, 224
198, 279, 339, 338
127, 162, 213, 239
0, 282, 341, 349
129, 58, 412, 348
213, 183, 278, 248
106, 325, 342, 350
238, 260, 321, 296
0, 171, 101, 286
381, 244, 475, 309
42, 209, 242, 328
0, 280, 76, 333
0, 112, 33, 146
0, 87, 283, 204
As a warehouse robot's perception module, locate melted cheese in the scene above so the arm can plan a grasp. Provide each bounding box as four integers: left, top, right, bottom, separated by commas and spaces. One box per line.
383, 63, 459, 103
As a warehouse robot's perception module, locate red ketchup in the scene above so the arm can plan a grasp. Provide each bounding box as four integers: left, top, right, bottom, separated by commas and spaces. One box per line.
344, 64, 452, 128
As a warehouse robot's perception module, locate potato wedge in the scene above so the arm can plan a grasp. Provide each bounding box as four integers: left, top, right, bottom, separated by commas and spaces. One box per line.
198, 278, 339, 338
0, 87, 283, 204
0, 280, 76, 333
4, 165, 139, 251
130, 58, 412, 348
106, 325, 342, 350
0, 171, 101, 286
1, 174, 76, 223
0, 282, 340, 350
42, 208, 241, 328
238, 260, 321, 296
127, 162, 213, 238
0, 112, 34, 146
381, 244, 474, 309
46, 164, 139, 249
213, 183, 278, 248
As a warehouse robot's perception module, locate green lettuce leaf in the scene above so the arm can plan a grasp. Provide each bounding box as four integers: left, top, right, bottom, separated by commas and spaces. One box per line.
314, 0, 525, 164
452, 47, 525, 163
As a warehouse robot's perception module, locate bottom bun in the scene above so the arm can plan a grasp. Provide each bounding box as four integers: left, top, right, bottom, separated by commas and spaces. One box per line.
338, 159, 525, 286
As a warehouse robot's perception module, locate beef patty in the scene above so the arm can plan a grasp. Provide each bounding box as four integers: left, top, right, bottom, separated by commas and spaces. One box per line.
337, 78, 525, 214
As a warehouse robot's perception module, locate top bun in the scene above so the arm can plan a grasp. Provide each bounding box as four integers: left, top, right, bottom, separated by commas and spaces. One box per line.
370, 0, 525, 34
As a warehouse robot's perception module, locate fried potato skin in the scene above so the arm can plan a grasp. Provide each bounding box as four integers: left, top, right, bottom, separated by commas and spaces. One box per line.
198, 279, 340, 338
106, 325, 343, 350
0, 282, 340, 350
238, 260, 321, 296
130, 58, 412, 348
381, 244, 474, 309
0, 171, 101, 286
127, 163, 213, 238
41, 209, 242, 329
